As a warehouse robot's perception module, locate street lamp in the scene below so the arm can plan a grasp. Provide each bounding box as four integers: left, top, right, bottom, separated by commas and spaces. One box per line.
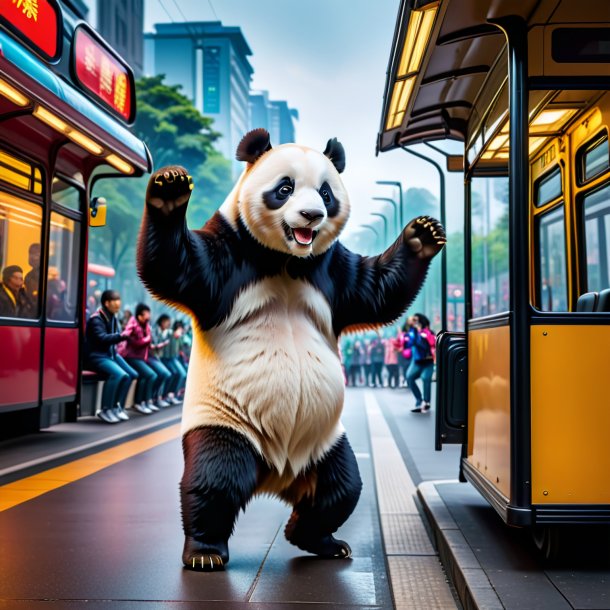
361, 223, 381, 253
376, 180, 404, 228
371, 212, 389, 247
372, 197, 399, 235
400, 145, 447, 331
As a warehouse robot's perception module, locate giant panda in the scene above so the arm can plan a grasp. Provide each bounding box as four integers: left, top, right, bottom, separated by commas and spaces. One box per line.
137, 128, 445, 571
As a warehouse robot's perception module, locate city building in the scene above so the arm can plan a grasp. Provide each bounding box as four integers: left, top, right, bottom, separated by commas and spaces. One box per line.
75, 1, 144, 78
249, 91, 299, 144
144, 22, 253, 176
95, 0, 145, 78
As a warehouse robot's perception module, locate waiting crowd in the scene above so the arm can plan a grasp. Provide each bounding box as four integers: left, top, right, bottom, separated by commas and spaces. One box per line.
86, 289, 437, 424
339, 313, 437, 413
85, 289, 191, 424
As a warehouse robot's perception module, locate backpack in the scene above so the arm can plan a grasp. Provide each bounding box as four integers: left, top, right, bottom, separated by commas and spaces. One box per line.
417, 329, 436, 362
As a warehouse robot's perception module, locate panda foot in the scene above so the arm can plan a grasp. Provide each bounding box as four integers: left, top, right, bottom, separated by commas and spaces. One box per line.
286, 532, 352, 559
182, 536, 228, 571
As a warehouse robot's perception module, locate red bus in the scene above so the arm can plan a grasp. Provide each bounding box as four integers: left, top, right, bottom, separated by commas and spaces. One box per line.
0, 0, 150, 437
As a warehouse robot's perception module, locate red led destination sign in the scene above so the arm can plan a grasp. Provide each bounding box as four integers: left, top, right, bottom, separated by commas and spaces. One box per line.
0, 0, 61, 61
74, 27, 133, 122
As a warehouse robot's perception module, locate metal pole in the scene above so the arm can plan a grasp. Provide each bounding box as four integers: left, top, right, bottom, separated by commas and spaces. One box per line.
376, 181, 404, 228
493, 16, 532, 518
400, 145, 447, 331
371, 212, 389, 247
373, 197, 400, 236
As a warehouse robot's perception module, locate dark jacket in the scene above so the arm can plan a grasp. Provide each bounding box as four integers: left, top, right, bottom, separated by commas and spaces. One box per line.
84, 307, 124, 360
0, 284, 35, 319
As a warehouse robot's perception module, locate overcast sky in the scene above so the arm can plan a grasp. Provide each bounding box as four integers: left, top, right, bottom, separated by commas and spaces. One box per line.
142, 0, 463, 241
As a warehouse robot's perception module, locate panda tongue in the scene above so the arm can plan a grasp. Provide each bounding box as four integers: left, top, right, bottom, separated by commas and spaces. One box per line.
293, 228, 313, 245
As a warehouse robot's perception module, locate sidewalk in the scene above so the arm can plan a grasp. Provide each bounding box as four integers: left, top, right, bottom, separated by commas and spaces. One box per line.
372, 385, 610, 610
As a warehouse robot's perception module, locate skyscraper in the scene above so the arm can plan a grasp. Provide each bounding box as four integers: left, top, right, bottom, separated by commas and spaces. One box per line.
145, 22, 253, 176
96, 0, 144, 78
249, 91, 298, 144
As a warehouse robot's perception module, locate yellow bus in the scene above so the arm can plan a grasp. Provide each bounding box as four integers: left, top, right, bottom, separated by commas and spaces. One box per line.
378, 0, 610, 558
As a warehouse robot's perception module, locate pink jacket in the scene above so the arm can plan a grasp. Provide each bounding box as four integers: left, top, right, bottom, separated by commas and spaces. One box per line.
117, 316, 152, 360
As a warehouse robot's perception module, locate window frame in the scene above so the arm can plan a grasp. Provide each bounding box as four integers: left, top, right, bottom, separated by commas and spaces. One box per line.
534, 202, 569, 312
577, 130, 609, 186
45, 174, 86, 328
0, 150, 45, 327
578, 180, 610, 294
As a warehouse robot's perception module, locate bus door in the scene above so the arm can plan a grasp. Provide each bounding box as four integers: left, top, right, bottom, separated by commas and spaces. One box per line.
41, 177, 83, 417
0, 148, 44, 416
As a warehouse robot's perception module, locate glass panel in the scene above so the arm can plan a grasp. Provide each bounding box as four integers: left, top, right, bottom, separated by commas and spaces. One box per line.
552, 28, 610, 63
582, 184, 610, 291
52, 177, 82, 212
470, 176, 510, 317
47, 212, 81, 322
583, 136, 609, 182
536, 166, 562, 207
537, 206, 568, 311
0, 191, 42, 319
0, 150, 41, 194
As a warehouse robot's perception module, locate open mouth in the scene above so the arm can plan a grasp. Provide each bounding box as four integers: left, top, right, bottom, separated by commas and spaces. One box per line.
283, 223, 318, 247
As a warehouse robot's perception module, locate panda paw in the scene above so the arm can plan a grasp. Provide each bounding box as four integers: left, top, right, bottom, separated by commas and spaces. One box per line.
403, 215, 446, 259
146, 165, 194, 215
287, 532, 353, 559
182, 536, 228, 571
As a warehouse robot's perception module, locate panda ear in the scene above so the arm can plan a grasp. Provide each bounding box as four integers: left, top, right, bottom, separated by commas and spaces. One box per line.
236, 128, 272, 164
323, 138, 346, 174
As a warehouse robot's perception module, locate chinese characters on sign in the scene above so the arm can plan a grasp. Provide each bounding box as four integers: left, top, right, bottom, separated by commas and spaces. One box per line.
0, 0, 59, 59
12, 0, 38, 21
74, 28, 133, 122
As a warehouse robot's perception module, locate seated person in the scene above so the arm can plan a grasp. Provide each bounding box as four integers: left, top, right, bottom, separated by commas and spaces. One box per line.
0, 265, 35, 318
84, 289, 138, 424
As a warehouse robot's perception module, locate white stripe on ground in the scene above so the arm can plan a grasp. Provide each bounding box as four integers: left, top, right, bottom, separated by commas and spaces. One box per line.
364, 391, 458, 610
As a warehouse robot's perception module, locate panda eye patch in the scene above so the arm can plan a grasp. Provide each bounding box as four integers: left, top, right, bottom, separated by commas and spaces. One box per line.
318, 181, 339, 217
263, 177, 295, 209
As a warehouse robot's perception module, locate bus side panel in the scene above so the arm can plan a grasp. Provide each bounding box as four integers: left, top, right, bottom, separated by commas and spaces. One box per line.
467, 326, 511, 499
0, 326, 40, 407
531, 325, 610, 504
42, 327, 78, 400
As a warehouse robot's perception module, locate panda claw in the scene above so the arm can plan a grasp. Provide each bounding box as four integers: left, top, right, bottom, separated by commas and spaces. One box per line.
185, 554, 225, 572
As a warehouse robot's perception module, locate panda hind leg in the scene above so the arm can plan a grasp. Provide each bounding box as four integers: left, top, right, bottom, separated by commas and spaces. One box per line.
180, 426, 260, 571
284, 434, 362, 558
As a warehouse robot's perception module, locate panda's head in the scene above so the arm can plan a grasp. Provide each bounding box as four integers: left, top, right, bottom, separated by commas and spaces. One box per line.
229, 128, 350, 257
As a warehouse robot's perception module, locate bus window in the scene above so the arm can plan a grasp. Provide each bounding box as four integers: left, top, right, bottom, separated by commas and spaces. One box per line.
470, 176, 510, 318
47, 212, 81, 323
0, 192, 42, 319
582, 184, 610, 292
537, 206, 568, 311
52, 177, 82, 212
579, 134, 609, 184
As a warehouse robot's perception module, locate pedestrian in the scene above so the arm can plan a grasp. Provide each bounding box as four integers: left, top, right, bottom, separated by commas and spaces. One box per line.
399, 317, 415, 387
384, 327, 401, 388
349, 339, 365, 387
118, 303, 169, 413
406, 313, 436, 413
369, 333, 385, 388
84, 289, 138, 424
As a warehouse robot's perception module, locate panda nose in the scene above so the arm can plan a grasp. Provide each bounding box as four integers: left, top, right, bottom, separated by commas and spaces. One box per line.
300, 209, 324, 222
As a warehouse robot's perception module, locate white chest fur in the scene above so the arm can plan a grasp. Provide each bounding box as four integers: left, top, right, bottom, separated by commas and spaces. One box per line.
181, 275, 345, 476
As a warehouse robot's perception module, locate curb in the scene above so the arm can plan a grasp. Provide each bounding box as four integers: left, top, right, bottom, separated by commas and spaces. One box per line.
417, 481, 504, 610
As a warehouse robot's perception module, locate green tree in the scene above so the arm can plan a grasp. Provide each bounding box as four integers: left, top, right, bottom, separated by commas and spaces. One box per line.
89, 75, 233, 306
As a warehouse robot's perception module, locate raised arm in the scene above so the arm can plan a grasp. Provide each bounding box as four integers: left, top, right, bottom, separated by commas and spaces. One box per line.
330, 216, 446, 335
137, 166, 223, 321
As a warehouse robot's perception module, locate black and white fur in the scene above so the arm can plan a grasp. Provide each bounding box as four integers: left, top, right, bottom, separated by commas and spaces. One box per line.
137, 128, 446, 571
